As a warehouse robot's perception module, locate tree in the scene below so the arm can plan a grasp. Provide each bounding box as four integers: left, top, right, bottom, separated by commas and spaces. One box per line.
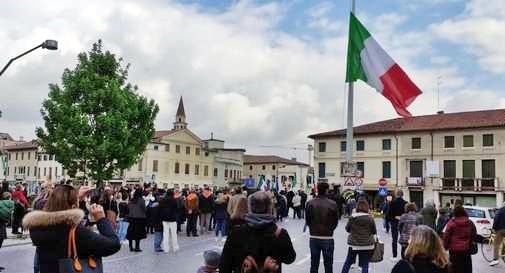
36, 40, 159, 186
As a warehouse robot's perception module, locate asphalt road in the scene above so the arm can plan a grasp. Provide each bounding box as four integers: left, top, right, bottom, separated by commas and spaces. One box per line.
1, 217, 504, 273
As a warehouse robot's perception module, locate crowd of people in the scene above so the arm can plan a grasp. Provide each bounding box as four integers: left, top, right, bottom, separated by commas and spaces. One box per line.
0, 179, 504, 273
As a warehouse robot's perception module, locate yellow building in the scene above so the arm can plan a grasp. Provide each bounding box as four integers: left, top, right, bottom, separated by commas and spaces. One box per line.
309, 109, 505, 208
125, 97, 245, 189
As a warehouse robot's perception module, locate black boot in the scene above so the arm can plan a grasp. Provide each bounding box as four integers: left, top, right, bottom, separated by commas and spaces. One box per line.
134, 240, 142, 252
129, 240, 134, 252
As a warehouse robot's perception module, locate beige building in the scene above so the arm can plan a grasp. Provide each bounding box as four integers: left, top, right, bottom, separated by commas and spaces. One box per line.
243, 155, 310, 190
124, 97, 245, 189
0, 133, 24, 180
309, 109, 505, 208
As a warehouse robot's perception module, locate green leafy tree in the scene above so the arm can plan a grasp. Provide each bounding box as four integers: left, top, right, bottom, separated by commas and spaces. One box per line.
36, 40, 159, 186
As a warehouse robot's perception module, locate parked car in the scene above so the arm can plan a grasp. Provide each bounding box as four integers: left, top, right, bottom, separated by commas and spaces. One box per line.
463, 206, 496, 236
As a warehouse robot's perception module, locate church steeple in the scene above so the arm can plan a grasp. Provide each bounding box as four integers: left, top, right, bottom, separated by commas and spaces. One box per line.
173, 96, 188, 130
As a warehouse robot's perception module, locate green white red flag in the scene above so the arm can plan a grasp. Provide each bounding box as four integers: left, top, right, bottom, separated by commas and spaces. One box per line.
346, 12, 421, 118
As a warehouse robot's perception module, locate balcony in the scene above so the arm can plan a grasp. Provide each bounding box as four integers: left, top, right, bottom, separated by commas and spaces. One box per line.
405, 177, 425, 187
440, 177, 499, 192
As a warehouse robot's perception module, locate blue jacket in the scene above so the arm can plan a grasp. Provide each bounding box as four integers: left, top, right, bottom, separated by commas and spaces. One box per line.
493, 206, 505, 230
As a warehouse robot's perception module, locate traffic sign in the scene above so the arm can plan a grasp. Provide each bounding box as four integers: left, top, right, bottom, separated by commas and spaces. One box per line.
378, 178, 387, 187
378, 187, 388, 196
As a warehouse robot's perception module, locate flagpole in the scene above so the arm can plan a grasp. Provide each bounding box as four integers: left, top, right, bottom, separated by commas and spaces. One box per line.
346, 0, 356, 163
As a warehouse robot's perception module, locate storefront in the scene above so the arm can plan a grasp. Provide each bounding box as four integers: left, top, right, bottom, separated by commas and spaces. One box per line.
440, 193, 496, 207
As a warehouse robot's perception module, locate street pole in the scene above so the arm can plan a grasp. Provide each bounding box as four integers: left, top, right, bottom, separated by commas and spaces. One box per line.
346, 0, 356, 163
0, 40, 58, 77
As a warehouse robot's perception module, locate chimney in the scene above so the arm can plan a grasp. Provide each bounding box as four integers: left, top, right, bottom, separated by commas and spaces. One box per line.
291, 157, 297, 162
437, 110, 444, 115
211, 132, 214, 140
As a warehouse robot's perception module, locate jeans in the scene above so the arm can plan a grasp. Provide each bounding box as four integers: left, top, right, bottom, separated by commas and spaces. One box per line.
187, 214, 198, 236
383, 217, 390, 233
391, 219, 399, 258
200, 213, 211, 234
154, 231, 163, 251
341, 248, 371, 273
118, 219, 129, 242
162, 221, 179, 252
215, 219, 226, 237
310, 238, 334, 273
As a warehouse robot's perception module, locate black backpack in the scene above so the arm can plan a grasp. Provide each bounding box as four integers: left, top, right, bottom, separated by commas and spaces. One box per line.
239, 225, 282, 273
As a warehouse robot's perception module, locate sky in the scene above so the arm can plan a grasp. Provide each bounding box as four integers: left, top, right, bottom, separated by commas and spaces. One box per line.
1, 0, 505, 163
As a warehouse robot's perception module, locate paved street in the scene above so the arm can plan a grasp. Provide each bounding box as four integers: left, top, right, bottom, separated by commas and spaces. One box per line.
1, 217, 504, 273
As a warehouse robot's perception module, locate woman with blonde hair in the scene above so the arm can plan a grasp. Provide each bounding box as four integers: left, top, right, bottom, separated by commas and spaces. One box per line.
229, 195, 248, 228
391, 225, 449, 273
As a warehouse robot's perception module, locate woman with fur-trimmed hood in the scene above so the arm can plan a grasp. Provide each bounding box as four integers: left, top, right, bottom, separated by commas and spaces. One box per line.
23, 185, 120, 273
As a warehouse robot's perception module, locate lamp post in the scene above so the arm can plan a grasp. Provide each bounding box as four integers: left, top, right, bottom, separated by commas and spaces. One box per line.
0, 40, 58, 77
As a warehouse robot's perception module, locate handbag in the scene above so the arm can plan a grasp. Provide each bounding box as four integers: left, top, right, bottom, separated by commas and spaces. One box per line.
469, 241, 478, 255
58, 226, 103, 273
370, 237, 384, 263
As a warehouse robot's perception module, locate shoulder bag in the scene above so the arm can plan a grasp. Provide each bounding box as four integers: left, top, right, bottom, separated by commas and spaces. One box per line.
58, 225, 103, 273
370, 236, 384, 263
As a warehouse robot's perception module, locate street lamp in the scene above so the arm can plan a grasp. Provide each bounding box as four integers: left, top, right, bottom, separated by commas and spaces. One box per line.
0, 39, 58, 76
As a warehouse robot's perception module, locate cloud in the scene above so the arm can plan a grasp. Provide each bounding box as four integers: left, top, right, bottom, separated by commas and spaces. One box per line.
431, 0, 505, 74
0, 0, 500, 163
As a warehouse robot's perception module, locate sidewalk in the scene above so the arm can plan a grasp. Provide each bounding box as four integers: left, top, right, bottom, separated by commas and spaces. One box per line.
3, 229, 32, 248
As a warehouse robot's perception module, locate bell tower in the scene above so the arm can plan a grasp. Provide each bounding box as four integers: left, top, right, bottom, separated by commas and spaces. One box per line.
173, 96, 187, 130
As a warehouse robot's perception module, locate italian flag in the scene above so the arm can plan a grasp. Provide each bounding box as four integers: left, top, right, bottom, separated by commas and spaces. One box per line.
346, 12, 421, 118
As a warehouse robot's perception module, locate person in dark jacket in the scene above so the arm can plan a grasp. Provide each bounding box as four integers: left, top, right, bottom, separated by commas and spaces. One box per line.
305, 182, 338, 273
443, 206, 477, 273
381, 195, 392, 233
214, 193, 228, 241
341, 199, 376, 273
117, 192, 129, 242
219, 191, 296, 273
285, 188, 295, 217
436, 207, 449, 235
159, 189, 178, 253
299, 189, 308, 218
126, 189, 147, 252
490, 202, 505, 266
151, 195, 163, 252
387, 189, 407, 261
199, 186, 214, 235
22, 184, 120, 273
391, 225, 448, 273
174, 189, 185, 233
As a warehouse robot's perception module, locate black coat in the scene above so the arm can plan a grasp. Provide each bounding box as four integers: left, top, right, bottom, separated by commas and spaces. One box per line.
158, 197, 177, 222
23, 209, 120, 273
388, 197, 407, 221
219, 222, 296, 273
391, 257, 448, 273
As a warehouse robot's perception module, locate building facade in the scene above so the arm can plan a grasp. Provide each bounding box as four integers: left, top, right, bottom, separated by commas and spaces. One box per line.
124, 97, 245, 189
242, 155, 310, 190
309, 109, 505, 208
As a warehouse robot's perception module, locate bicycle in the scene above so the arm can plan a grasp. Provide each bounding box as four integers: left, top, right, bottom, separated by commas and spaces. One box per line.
480, 227, 505, 263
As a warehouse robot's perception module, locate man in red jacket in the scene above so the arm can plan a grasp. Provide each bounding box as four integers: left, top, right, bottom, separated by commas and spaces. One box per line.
11, 183, 29, 208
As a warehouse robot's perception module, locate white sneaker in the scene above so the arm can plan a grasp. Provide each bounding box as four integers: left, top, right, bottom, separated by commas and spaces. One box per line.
489, 260, 499, 266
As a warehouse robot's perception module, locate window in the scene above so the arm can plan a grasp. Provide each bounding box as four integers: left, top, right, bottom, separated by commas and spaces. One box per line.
14, 167, 16, 174
204, 165, 209, 176
186, 146, 190, 155
382, 139, 391, 150
443, 160, 456, 178
214, 168, 218, 177
43, 155, 47, 161
262, 165, 266, 170
6, 167, 8, 176
184, 164, 190, 175
483, 134, 494, 147
356, 140, 365, 151
176, 145, 180, 153
195, 165, 200, 175
462, 160, 475, 186
225, 169, 228, 178
382, 161, 391, 178
174, 162, 180, 174
55, 167, 58, 177
138, 158, 143, 171
318, 162, 326, 178
154, 145, 159, 151
482, 159, 495, 187
49, 167, 52, 179
34, 167, 37, 176
249, 165, 253, 170
463, 135, 474, 147
318, 142, 326, 152
165, 144, 170, 152
409, 160, 423, 177
27, 152, 30, 160
8, 153, 11, 160
37, 155, 41, 161
356, 162, 365, 177
27, 167, 30, 176
43, 167, 46, 176
272, 165, 276, 170
195, 148, 200, 156
444, 136, 455, 148
411, 137, 421, 149
340, 141, 346, 152
21, 152, 24, 160
16, 153, 18, 160
152, 160, 158, 172
49, 155, 53, 160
